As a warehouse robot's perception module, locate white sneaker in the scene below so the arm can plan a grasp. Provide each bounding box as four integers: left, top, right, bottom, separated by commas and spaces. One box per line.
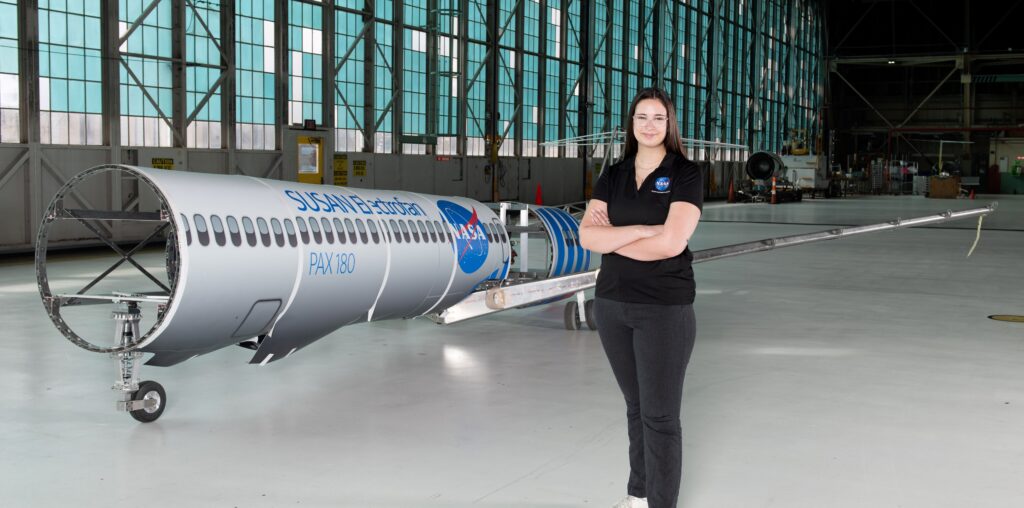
612, 495, 648, 508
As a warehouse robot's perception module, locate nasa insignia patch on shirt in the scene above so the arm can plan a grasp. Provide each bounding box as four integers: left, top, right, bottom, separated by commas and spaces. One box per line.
653, 176, 670, 193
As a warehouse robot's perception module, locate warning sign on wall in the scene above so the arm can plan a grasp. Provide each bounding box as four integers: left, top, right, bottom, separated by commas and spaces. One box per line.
333, 154, 348, 186
352, 160, 367, 177
151, 158, 175, 170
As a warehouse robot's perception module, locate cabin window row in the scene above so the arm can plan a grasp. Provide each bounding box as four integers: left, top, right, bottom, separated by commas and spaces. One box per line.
179, 214, 508, 248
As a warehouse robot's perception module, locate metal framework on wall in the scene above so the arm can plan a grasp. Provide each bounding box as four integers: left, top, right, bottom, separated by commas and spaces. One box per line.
0, 0, 825, 252
3, 0, 823, 156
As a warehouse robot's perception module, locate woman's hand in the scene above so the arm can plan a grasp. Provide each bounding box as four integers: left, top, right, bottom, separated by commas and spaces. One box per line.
581, 199, 656, 253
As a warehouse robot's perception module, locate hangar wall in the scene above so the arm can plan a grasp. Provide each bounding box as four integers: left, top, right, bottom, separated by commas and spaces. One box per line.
0, 146, 586, 253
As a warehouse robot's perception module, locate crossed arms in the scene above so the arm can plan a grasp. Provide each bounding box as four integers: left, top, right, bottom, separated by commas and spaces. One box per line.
578, 199, 701, 261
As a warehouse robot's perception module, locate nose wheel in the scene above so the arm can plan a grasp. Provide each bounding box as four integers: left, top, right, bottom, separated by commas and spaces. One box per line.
126, 381, 166, 423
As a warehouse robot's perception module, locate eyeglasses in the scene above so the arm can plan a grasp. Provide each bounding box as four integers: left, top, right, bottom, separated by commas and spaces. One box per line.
633, 115, 668, 127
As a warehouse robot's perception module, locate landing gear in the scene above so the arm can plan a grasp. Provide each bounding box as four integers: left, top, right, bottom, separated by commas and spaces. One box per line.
564, 301, 581, 330
128, 381, 166, 423
111, 302, 166, 422
563, 293, 598, 331
584, 299, 597, 330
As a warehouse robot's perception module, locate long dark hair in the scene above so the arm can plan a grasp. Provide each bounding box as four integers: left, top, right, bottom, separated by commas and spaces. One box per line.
623, 87, 685, 160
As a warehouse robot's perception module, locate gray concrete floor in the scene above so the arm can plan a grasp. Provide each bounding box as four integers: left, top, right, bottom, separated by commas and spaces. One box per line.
1, 195, 1022, 508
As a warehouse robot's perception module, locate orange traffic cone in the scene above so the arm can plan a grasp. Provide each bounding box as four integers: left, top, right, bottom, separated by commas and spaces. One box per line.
771, 177, 778, 204
727, 177, 735, 203
535, 183, 543, 205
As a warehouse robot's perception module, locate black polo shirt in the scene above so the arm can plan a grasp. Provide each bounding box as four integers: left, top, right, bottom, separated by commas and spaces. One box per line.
591, 152, 703, 305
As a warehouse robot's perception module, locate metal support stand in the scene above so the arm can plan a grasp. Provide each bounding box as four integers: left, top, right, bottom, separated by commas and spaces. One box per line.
576, 291, 588, 324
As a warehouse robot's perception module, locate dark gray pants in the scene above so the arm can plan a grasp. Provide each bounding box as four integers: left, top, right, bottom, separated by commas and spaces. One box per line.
594, 297, 696, 508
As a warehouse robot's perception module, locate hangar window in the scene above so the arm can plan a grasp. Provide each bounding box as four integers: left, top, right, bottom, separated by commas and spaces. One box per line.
399, 221, 411, 243
295, 217, 310, 244
417, 221, 429, 243
284, 219, 298, 247
356, 219, 368, 244
408, 220, 420, 243
39, 0, 103, 145
333, 218, 346, 244
389, 219, 401, 243
308, 217, 323, 244
179, 214, 192, 246
344, 218, 357, 244
426, 221, 437, 243
320, 218, 334, 244
193, 214, 209, 246
271, 219, 285, 247
242, 217, 257, 246
210, 215, 226, 246
257, 218, 271, 246
234, 2, 275, 150
367, 220, 380, 244
226, 216, 241, 246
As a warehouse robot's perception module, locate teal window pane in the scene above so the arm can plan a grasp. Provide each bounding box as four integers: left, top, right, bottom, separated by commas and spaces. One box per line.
67, 14, 84, 47
0, 45, 17, 74
67, 51, 84, 79
50, 79, 68, 110
49, 12, 67, 45
0, 4, 17, 39
67, 80, 85, 111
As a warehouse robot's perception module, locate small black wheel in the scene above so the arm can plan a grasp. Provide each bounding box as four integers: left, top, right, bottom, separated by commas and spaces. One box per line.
130, 380, 166, 423
564, 301, 581, 330
584, 299, 597, 331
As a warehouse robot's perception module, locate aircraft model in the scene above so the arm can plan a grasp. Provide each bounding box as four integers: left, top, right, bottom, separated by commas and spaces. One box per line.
35, 165, 995, 422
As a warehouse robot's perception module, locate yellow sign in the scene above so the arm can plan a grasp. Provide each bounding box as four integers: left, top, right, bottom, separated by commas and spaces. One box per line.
296, 136, 323, 184
989, 315, 1024, 323
151, 158, 174, 170
352, 160, 367, 177
333, 154, 348, 186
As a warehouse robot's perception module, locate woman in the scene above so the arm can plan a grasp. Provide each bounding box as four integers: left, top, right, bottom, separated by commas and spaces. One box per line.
579, 87, 703, 508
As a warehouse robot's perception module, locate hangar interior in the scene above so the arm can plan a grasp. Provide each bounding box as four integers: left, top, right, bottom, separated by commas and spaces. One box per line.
1, 1, 1023, 507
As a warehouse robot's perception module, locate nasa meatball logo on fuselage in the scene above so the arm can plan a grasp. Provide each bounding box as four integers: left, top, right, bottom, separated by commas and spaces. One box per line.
436, 200, 489, 274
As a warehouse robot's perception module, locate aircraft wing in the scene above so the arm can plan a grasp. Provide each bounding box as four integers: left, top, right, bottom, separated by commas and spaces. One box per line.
432, 204, 996, 324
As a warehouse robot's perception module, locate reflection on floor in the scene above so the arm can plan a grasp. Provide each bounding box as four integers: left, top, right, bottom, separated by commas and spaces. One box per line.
1, 195, 1021, 507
